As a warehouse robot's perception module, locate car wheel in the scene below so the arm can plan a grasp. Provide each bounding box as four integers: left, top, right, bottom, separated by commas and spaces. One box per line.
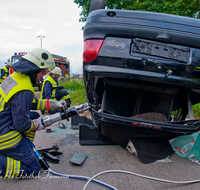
89, 0, 105, 13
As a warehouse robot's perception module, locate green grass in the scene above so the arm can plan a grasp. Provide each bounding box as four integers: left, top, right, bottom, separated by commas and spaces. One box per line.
59, 79, 87, 105
171, 103, 200, 119
193, 103, 200, 119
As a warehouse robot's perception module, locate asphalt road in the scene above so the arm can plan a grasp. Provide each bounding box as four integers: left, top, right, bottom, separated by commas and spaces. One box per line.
1, 111, 200, 190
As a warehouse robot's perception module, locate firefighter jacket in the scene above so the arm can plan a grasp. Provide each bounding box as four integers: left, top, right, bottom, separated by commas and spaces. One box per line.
0, 66, 9, 83
40, 75, 58, 100
0, 72, 49, 151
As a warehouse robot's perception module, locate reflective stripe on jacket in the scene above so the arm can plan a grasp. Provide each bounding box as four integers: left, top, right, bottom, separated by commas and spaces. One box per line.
40, 75, 58, 99
0, 72, 35, 150
0, 130, 22, 150
0, 72, 35, 111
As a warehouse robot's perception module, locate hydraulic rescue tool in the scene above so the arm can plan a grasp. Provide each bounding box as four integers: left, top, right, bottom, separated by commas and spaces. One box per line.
28, 102, 117, 190
42, 102, 90, 127
36, 103, 91, 163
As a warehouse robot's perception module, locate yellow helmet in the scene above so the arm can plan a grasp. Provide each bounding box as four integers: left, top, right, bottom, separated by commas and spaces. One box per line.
7, 62, 13, 67
22, 48, 55, 70
51, 67, 62, 75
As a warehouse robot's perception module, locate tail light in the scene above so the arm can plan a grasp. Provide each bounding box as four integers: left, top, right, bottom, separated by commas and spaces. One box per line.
83, 39, 104, 62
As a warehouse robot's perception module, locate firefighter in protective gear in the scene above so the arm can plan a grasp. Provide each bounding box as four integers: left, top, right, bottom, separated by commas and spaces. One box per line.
40, 66, 71, 114
0, 48, 67, 179
0, 62, 13, 83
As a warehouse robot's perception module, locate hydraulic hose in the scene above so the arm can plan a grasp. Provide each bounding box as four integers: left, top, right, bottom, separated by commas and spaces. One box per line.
47, 168, 117, 190
27, 139, 117, 190
83, 169, 200, 190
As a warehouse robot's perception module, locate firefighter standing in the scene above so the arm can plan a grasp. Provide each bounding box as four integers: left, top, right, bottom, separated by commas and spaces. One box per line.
0, 48, 67, 179
40, 66, 71, 114
0, 62, 13, 83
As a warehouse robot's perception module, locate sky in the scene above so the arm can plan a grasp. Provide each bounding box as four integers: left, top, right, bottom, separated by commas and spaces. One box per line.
0, 0, 85, 75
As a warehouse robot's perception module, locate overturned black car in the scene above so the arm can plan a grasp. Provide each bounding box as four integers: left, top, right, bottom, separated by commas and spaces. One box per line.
82, 4, 200, 163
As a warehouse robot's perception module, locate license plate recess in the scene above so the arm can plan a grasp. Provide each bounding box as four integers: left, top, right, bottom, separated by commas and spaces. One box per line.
131, 38, 190, 63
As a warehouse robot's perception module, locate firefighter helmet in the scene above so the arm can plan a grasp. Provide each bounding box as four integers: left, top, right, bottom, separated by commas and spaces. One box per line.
51, 67, 62, 75
22, 48, 55, 70
7, 62, 13, 67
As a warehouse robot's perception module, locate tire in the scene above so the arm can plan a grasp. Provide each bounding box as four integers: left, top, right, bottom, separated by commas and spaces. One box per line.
89, 0, 105, 13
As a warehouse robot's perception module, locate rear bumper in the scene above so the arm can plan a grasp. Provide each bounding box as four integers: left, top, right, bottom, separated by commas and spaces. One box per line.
92, 111, 200, 147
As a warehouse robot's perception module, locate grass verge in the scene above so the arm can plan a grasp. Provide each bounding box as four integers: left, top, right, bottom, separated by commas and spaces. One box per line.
59, 79, 87, 105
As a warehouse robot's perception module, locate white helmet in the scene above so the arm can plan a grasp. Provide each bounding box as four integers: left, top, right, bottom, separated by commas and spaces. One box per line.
7, 62, 13, 67
22, 48, 55, 70
51, 67, 62, 75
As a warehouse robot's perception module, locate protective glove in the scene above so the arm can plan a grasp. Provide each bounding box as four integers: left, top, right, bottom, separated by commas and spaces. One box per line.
48, 99, 66, 110
32, 117, 45, 131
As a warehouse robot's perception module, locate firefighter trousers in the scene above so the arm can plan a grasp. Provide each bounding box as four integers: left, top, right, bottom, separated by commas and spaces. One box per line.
0, 137, 41, 178
0, 111, 41, 179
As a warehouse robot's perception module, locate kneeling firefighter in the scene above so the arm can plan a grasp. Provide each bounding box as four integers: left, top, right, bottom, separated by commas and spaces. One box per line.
0, 48, 67, 179
40, 66, 71, 114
